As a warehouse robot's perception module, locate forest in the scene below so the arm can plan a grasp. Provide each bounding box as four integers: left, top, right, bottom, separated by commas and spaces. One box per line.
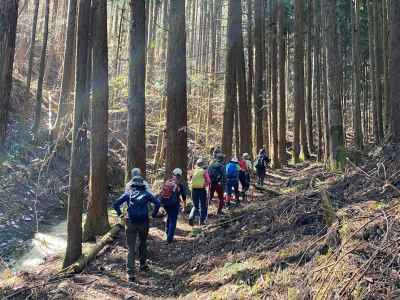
1, 0, 400, 299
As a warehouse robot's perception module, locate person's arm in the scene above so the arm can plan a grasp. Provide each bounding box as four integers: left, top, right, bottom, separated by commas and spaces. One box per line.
204, 170, 211, 187
112, 193, 129, 216
149, 194, 161, 218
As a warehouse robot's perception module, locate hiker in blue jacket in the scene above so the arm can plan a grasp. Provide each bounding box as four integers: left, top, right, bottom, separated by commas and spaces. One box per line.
159, 168, 187, 244
225, 157, 240, 206
113, 176, 160, 282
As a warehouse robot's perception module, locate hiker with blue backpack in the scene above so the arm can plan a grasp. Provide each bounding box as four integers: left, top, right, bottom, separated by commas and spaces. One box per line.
254, 149, 270, 186
239, 153, 252, 200
225, 157, 240, 206
208, 152, 226, 215
112, 176, 160, 282
189, 158, 211, 226
159, 168, 187, 244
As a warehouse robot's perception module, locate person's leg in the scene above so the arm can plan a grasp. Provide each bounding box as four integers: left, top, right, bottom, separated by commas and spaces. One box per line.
216, 183, 224, 214
234, 181, 240, 202
209, 183, 216, 202
189, 189, 200, 224
138, 222, 149, 270
199, 189, 208, 224
126, 223, 138, 279
165, 206, 171, 236
167, 206, 179, 242
239, 171, 246, 191
225, 181, 233, 206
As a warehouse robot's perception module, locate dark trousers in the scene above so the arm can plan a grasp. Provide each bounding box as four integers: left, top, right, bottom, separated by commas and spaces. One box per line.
126, 221, 148, 275
256, 167, 266, 186
210, 182, 224, 213
190, 188, 208, 223
239, 171, 250, 192
165, 205, 180, 242
225, 179, 239, 201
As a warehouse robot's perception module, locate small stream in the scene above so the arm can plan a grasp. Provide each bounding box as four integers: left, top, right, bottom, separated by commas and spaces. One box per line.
1, 221, 67, 275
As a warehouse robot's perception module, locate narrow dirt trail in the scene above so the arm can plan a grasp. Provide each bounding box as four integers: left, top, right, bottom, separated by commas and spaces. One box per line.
6, 162, 327, 299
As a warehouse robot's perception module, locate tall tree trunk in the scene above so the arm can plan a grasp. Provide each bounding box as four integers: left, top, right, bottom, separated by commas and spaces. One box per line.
314, 0, 323, 161
63, 0, 91, 268
325, 0, 345, 170
278, 0, 287, 165
247, 0, 254, 156
32, 0, 50, 137
236, 0, 251, 156
270, 0, 280, 168
126, 0, 147, 179
83, 0, 110, 242
26, 0, 40, 94
53, 0, 77, 136
0, 0, 18, 150
352, 0, 363, 149
253, 0, 264, 154
165, 0, 187, 179
306, 0, 314, 153
391, 0, 400, 142
222, 0, 236, 158
293, 0, 306, 163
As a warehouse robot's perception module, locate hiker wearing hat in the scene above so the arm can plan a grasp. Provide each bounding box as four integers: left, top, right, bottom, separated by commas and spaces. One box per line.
208, 152, 226, 215
125, 168, 153, 195
225, 157, 240, 206
113, 176, 160, 282
189, 158, 211, 226
159, 168, 187, 244
239, 153, 252, 200
254, 149, 270, 186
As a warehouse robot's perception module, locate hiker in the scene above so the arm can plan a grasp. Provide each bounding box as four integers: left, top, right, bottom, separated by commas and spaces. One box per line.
254, 149, 270, 186
225, 157, 240, 206
125, 168, 153, 195
239, 153, 252, 200
189, 158, 211, 226
212, 146, 223, 160
159, 168, 187, 244
113, 176, 160, 282
208, 152, 226, 215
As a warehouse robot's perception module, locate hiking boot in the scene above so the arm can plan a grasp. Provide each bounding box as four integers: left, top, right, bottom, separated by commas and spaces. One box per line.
139, 265, 150, 272
217, 210, 224, 216
127, 274, 135, 282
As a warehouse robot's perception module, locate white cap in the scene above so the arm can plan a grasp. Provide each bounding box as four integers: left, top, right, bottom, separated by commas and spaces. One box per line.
173, 168, 183, 176
231, 157, 239, 163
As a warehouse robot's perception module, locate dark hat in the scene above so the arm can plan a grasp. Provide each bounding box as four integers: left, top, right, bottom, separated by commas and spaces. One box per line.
131, 176, 145, 187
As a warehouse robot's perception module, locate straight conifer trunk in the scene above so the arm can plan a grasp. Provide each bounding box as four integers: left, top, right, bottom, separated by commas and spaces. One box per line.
325, 0, 345, 170
0, 0, 18, 150
165, 0, 188, 178
26, 0, 40, 93
391, 0, 400, 141
63, 0, 91, 268
126, 0, 147, 178
83, 0, 110, 242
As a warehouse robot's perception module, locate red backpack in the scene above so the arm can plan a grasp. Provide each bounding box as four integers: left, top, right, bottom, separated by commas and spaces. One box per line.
160, 178, 179, 199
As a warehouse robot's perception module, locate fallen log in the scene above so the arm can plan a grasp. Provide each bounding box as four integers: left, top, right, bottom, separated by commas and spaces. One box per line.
64, 224, 123, 274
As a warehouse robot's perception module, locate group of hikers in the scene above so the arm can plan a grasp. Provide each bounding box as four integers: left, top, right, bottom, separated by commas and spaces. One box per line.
113, 148, 270, 282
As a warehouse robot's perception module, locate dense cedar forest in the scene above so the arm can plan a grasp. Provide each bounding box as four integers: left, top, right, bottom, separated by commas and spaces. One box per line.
1, 0, 400, 299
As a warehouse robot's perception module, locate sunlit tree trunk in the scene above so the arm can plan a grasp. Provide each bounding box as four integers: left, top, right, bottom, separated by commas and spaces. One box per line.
26, 0, 40, 94
391, 0, 400, 142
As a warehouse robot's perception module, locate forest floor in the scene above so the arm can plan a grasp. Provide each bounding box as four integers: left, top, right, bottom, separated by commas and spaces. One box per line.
2, 145, 400, 299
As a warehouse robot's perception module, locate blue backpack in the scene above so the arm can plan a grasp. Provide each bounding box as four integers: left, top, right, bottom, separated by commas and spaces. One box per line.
226, 163, 238, 179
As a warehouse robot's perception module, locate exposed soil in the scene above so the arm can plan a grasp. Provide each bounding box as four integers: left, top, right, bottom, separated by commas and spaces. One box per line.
3, 152, 400, 300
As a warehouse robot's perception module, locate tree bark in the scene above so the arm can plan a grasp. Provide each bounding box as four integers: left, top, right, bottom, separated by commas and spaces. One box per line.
63, 0, 91, 268
53, 0, 77, 136
83, 0, 110, 242
391, 0, 400, 141
314, 0, 323, 161
325, 0, 345, 170
126, 0, 147, 179
0, 0, 18, 150
32, 0, 50, 137
253, 0, 264, 154
306, 0, 314, 153
26, 0, 40, 94
165, 0, 188, 179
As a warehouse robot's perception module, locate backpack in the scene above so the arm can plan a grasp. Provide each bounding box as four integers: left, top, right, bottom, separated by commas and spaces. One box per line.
226, 163, 238, 179
208, 162, 223, 183
160, 178, 179, 199
255, 156, 265, 168
191, 168, 206, 188
239, 160, 247, 171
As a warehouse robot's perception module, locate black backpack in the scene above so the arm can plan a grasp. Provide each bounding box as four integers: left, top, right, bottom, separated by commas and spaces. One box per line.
208, 161, 224, 183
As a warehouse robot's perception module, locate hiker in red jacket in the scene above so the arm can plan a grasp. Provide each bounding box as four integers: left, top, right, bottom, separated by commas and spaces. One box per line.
159, 168, 187, 244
